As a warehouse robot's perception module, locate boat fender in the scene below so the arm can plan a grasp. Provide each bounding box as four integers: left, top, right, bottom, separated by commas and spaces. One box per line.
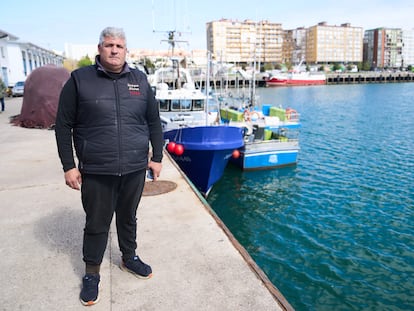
286, 108, 298, 120
243, 109, 251, 121
250, 112, 260, 121
244, 109, 262, 121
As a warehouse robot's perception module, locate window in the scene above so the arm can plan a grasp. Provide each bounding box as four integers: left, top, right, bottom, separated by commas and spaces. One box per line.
171, 99, 181, 111
181, 99, 191, 111
159, 99, 169, 112
193, 99, 204, 111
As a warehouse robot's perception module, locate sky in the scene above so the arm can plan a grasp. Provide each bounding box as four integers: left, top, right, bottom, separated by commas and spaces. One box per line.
2, 0, 413, 53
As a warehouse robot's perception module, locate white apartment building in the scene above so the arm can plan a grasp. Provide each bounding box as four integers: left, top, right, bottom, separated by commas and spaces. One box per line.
402, 29, 414, 67
0, 29, 64, 87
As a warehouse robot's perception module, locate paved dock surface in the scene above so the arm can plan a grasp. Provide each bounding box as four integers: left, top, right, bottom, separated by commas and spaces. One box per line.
0, 97, 292, 311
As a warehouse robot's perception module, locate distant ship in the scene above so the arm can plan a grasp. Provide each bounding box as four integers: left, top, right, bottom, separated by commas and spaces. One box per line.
266, 59, 326, 86
266, 71, 326, 86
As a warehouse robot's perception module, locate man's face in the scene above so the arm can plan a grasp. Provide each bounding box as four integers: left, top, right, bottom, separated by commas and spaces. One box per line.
98, 36, 127, 73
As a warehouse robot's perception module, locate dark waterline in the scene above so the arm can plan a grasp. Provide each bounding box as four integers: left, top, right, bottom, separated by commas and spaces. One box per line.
208, 83, 414, 310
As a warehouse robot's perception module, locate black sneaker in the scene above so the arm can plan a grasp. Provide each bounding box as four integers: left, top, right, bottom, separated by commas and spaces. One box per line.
80, 273, 100, 306
120, 255, 152, 279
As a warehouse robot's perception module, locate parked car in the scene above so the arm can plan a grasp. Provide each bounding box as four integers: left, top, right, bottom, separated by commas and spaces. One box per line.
12, 81, 25, 97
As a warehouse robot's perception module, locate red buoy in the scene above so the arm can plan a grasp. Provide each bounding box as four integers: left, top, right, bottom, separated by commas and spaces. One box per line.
167, 142, 176, 153
232, 149, 240, 159
174, 144, 184, 156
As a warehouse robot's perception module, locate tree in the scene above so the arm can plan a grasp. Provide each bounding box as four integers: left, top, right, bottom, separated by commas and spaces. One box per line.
274, 63, 283, 70
77, 55, 93, 68
284, 62, 293, 71
332, 63, 341, 72
360, 61, 371, 71
144, 57, 155, 71
263, 62, 274, 71
63, 58, 77, 72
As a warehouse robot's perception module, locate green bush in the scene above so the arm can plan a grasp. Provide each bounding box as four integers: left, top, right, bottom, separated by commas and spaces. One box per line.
77, 55, 93, 68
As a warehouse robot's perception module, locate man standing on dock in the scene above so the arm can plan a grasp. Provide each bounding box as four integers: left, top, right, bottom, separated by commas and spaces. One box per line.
55, 26, 163, 306
0, 78, 6, 112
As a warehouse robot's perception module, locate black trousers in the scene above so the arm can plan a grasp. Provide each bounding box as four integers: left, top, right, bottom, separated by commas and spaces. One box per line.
81, 169, 146, 265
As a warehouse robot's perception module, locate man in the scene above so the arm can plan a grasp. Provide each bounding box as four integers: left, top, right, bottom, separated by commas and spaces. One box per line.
0, 78, 6, 112
55, 27, 163, 306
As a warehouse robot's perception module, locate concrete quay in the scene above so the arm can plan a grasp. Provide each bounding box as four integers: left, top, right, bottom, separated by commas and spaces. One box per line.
326, 71, 414, 84
0, 97, 293, 311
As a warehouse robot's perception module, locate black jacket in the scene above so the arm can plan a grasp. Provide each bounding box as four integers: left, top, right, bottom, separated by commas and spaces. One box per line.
55, 58, 163, 175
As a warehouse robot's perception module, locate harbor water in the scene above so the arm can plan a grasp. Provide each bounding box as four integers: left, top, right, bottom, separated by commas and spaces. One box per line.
207, 83, 414, 310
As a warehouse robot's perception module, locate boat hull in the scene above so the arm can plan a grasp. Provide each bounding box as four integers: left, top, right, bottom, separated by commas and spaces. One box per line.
266, 79, 326, 86
230, 141, 299, 171
164, 126, 244, 195
266, 74, 326, 86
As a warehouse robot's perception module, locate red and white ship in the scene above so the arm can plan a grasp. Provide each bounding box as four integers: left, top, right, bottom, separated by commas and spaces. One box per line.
266, 71, 326, 86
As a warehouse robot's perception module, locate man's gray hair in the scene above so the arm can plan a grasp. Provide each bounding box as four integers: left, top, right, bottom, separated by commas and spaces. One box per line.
99, 27, 127, 47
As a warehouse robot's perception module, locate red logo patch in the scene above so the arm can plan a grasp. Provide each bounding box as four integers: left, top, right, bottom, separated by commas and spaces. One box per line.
128, 83, 141, 96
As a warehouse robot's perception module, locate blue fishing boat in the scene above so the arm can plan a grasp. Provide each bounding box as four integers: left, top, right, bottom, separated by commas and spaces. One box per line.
219, 92, 301, 171
231, 120, 300, 171
163, 126, 244, 195
149, 44, 244, 195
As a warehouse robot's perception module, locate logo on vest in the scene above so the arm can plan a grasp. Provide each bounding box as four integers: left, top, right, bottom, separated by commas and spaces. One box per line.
128, 83, 141, 96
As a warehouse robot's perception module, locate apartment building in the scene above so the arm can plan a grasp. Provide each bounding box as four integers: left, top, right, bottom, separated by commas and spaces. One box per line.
206, 19, 283, 64
306, 22, 363, 64
282, 27, 307, 64
0, 29, 64, 87
364, 28, 404, 68
207, 20, 364, 67
402, 29, 414, 67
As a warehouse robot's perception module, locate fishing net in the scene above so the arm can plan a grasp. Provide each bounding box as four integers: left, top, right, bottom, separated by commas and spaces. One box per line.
11, 64, 70, 129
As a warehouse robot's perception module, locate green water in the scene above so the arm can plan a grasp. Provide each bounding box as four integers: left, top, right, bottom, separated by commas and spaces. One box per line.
208, 83, 414, 310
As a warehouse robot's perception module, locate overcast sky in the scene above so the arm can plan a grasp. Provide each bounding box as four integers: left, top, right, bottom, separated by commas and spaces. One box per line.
3, 0, 413, 52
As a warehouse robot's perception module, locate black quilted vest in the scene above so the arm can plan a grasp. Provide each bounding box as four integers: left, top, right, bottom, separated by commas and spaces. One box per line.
71, 65, 154, 175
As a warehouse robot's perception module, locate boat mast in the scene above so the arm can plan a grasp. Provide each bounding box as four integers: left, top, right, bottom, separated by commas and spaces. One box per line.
205, 51, 211, 125
250, 21, 260, 108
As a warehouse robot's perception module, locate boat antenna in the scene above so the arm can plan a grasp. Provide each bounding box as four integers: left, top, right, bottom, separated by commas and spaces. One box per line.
152, 28, 190, 57
152, 1, 190, 57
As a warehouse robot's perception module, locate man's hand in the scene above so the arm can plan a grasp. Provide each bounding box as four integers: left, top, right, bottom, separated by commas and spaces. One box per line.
64, 168, 82, 190
148, 161, 162, 181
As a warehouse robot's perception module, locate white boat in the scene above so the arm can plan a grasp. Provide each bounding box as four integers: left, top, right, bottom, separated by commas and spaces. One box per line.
148, 63, 218, 131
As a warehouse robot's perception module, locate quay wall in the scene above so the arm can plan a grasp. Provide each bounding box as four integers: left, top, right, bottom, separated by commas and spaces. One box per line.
168, 72, 414, 89
326, 72, 414, 85
196, 78, 267, 89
